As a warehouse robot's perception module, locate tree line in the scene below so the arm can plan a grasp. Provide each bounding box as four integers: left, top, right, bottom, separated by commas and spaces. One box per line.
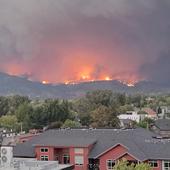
0, 91, 170, 132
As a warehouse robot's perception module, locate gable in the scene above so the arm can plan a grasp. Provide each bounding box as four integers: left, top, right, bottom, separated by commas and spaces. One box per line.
117, 152, 137, 161
97, 144, 128, 159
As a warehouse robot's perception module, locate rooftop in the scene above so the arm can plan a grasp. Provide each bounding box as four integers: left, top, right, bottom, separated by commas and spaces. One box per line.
154, 119, 170, 131
14, 128, 170, 161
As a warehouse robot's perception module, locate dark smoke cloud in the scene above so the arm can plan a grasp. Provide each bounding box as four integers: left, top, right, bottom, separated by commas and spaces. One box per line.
0, 0, 170, 83
140, 52, 170, 85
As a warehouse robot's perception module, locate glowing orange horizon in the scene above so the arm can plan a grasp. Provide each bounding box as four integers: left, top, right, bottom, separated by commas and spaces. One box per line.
63, 76, 138, 87
2, 62, 142, 87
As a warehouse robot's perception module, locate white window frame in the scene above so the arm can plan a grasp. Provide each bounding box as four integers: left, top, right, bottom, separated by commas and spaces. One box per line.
149, 160, 158, 168
74, 148, 84, 154
75, 155, 84, 166
163, 160, 170, 170
106, 160, 115, 170
40, 148, 49, 153
40, 155, 49, 161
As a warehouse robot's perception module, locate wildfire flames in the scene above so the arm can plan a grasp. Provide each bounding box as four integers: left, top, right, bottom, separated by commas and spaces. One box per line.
42, 80, 49, 85
1, 0, 169, 89
62, 73, 138, 87
3, 62, 140, 87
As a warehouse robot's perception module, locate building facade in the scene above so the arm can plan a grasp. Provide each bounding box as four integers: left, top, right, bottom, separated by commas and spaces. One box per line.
13, 128, 170, 170
118, 111, 145, 123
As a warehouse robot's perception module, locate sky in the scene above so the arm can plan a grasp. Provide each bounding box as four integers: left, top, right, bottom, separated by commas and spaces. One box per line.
0, 0, 170, 84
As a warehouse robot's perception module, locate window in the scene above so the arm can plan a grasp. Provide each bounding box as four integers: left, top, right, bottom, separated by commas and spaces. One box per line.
41, 155, 49, 161
74, 148, 84, 154
149, 160, 158, 168
63, 155, 70, 164
75, 155, 84, 166
106, 160, 115, 170
164, 161, 170, 170
40, 148, 48, 152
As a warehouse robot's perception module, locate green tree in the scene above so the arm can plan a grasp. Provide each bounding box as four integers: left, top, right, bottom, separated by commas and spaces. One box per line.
113, 160, 151, 170
86, 90, 113, 107
73, 90, 121, 127
137, 118, 154, 129
131, 95, 142, 108
15, 103, 33, 131
15, 103, 33, 122
29, 106, 47, 129
47, 121, 63, 129
43, 99, 70, 123
135, 163, 151, 170
118, 105, 134, 114
62, 119, 81, 128
28, 99, 71, 129
91, 105, 119, 128
0, 115, 19, 131
116, 93, 126, 106
7, 95, 30, 115
73, 98, 92, 126
113, 160, 134, 170
0, 96, 9, 116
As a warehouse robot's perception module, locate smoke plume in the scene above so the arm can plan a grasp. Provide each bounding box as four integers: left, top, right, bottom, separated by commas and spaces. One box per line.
0, 0, 170, 83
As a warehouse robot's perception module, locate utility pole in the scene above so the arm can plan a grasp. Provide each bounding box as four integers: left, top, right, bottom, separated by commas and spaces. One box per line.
20, 122, 23, 134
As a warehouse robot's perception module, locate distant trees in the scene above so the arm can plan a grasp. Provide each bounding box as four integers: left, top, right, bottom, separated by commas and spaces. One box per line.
0, 96, 73, 132
62, 119, 81, 128
0, 115, 18, 131
73, 90, 120, 128
0, 92, 170, 132
91, 105, 119, 128
0, 96, 9, 116
0, 95, 29, 116
27, 99, 72, 129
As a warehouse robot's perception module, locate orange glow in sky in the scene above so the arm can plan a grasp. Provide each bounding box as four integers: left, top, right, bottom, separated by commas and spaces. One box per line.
5, 63, 139, 86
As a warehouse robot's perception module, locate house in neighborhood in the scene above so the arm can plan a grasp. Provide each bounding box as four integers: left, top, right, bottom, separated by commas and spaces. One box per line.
157, 106, 170, 119
118, 111, 145, 123
142, 108, 158, 120
150, 119, 170, 138
12, 128, 170, 170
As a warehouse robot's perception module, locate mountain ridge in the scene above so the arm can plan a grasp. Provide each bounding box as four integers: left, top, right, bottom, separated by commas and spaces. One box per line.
0, 72, 169, 99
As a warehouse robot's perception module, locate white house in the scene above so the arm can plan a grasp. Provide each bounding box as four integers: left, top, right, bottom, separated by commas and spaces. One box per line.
118, 111, 145, 123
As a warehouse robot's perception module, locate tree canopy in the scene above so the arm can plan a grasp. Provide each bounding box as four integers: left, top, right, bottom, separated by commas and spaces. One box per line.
0, 92, 170, 132
113, 160, 151, 170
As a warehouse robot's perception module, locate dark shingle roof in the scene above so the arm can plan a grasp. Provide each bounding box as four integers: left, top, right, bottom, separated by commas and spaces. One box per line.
155, 119, 170, 131
14, 128, 170, 160
14, 141, 35, 158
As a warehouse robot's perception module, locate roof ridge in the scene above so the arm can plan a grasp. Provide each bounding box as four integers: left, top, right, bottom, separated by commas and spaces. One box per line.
130, 137, 148, 161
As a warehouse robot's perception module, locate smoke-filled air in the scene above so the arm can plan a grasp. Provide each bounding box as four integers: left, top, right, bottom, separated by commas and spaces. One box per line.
0, 0, 170, 85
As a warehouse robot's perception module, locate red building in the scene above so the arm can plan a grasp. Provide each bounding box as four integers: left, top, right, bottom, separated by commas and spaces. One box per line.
14, 128, 170, 170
